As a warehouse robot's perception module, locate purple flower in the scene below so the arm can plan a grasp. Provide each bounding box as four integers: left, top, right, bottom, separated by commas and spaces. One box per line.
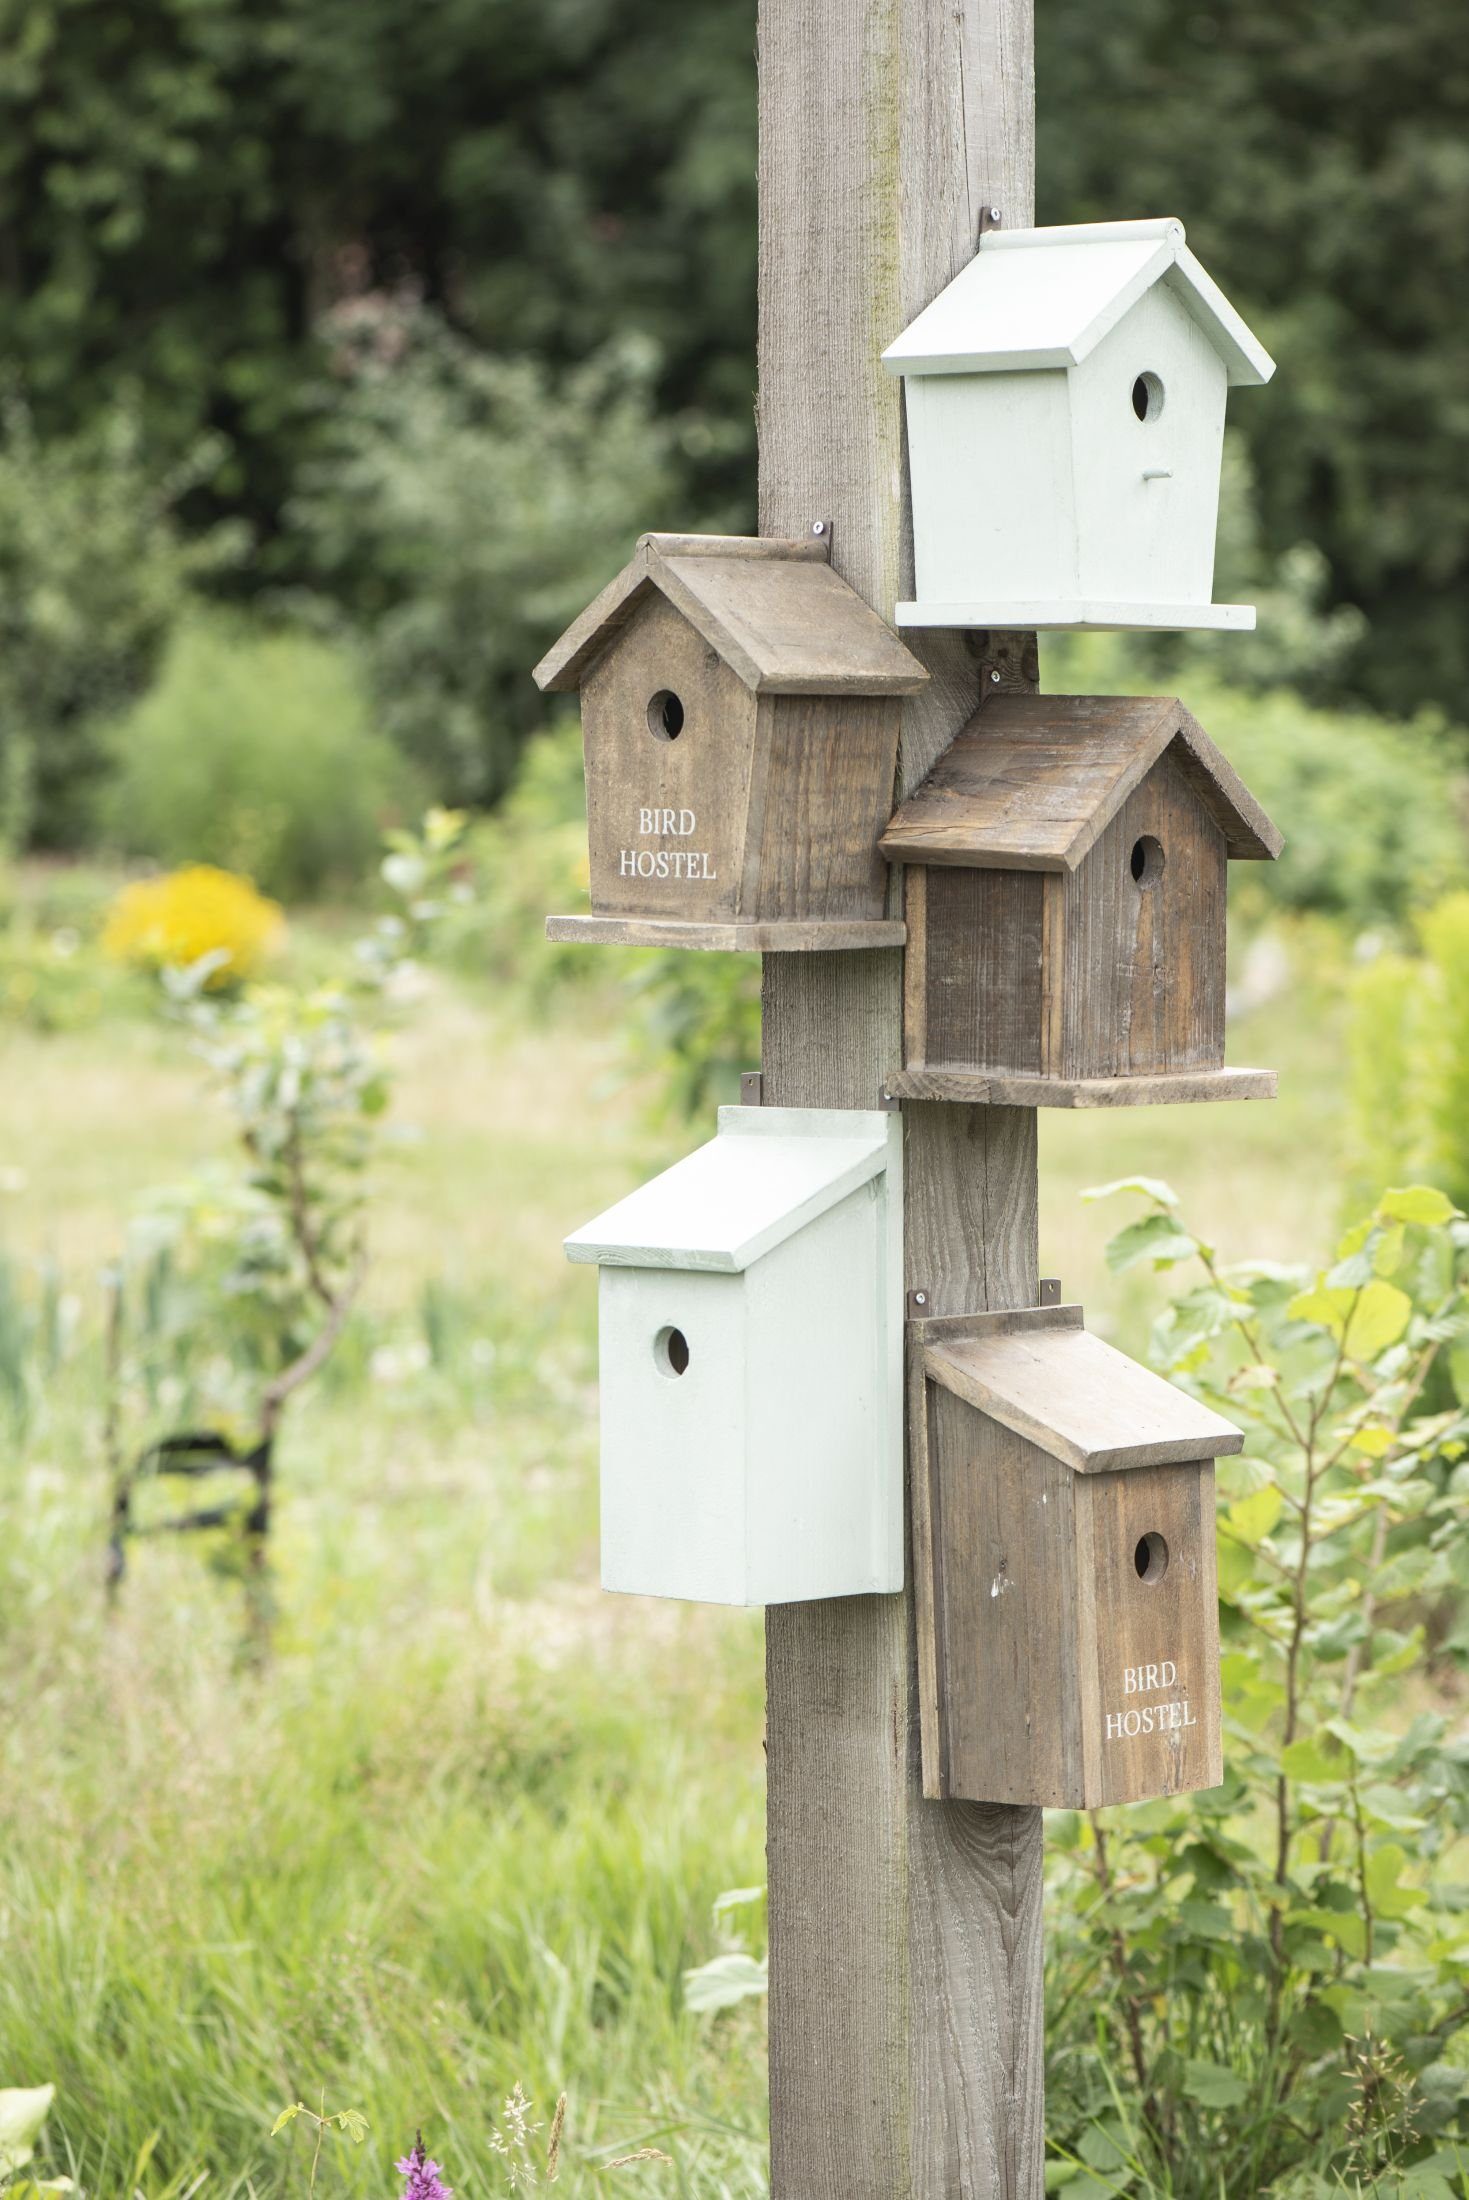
396, 2134, 453, 2200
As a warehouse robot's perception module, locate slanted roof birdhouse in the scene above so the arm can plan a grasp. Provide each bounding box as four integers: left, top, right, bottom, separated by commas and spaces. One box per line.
534, 532, 927, 951
565, 1105, 903, 1606
911, 1301, 1241, 1808
881, 220, 1275, 632
880, 694, 1283, 1107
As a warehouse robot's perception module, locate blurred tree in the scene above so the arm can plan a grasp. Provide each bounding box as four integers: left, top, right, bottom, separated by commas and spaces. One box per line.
2, 0, 1465, 729
1035, 0, 1469, 720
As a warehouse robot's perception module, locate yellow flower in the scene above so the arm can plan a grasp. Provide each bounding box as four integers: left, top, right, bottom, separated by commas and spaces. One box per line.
103, 866, 285, 986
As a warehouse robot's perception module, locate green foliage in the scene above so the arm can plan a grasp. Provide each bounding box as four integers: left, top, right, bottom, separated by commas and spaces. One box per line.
1347, 895, 1469, 1212
1049, 1179, 1469, 2198
0, 394, 236, 849
97, 618, 418, 904
1036, 0, 1469, 722
290, 307, 695, 807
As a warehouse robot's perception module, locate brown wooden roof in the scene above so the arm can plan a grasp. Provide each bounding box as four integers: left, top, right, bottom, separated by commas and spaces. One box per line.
533, 533, 929, 698
880, 694, 1282, 870
923, 1304, 1243, 1473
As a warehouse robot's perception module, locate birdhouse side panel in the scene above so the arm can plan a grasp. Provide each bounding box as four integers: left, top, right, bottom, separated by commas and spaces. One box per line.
581, 591, 757, 923
1075, 1458, 1222, 1807
928, 1391, 1087, 1807
597, 1266, 751, 1604
1059, 750, 1227, 1078
909, 866, 1046, 1071
743, 1183, 902, 1601
1071, 284, 1229, 609
905, 369, 1077, 609
747, 693, 899, 922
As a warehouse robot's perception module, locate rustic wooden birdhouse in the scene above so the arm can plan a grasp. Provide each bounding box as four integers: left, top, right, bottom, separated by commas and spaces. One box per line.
881, 219, 1275, 632
881, 693, 1283, 1107
911, 1301, 1241, 1808
564, 1105, 903, 1605
533, 532, 927, 951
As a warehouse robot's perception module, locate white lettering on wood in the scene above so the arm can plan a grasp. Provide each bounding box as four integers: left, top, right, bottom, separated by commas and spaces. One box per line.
1106, 1657, 1194, 1743
620, 806, 716, 884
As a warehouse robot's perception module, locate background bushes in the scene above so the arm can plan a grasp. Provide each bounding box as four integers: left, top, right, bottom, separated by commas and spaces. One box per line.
97, 619, 417, 902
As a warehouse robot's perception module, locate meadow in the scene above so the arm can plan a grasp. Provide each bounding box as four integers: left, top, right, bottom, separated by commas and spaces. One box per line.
0, 872, 1351, 2200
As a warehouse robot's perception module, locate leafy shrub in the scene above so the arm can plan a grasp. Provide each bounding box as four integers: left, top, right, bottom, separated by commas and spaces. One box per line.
103, 865, 285, 987
1047, 1177, 1469, 2199
1348, 892, 1469, 1212
0, 392, 239, 850
97, 617, 419, 902
290, 302, 704, 807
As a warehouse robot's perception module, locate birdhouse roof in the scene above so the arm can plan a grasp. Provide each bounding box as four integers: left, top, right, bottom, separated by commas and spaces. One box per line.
879, 694, 1282, 871
881, 219, 1275, 386
924, 1304, 1242, 1473
533, 533, 929, 697
564, 1106, 895, 1273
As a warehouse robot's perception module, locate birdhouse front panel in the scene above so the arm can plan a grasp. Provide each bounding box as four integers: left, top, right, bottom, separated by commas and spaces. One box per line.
910, 1303, 1237, 1809
882, 694, 1282, 1106
580, 588, 752, 925
535, 533, 926, 950
1071, 281, 1230, 610
881, 219, 1275, 631
565, 1105, 903, 1607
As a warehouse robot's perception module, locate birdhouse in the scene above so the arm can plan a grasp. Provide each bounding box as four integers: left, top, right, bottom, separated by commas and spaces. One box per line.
564, 1105, 903, 1605
534, 532, 927, 951
881, 219, 1275, 632
880, 693, 1283, 1108
910, 1301, 1241, 1808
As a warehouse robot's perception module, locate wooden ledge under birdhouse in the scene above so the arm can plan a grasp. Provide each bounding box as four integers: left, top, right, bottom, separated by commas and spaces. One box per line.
882, 692, 1282, 1101
909, 1301, 1241, 1809
535, 530, 926, 951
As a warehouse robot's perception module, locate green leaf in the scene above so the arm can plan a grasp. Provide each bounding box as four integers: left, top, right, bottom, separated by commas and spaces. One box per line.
1286, 1278, 1412, 1357
1281, 1734, 1351, 1783
682, 1952, 769, 2014
711, 1885, 766, 1919
1287, 1906, 1369, 1959
1182, 2059, 1249, 2109
1105, 1212, 1199, 1275
1223, 1485, 1283, 1547
0, 2089, 55, 2178
1082, 1176, 1179, 1209
333, 2111, 369, 2144
1380, 1186, 1456, 1225
271, 2105, 306, 2138
1364, 1843, 1427, 1919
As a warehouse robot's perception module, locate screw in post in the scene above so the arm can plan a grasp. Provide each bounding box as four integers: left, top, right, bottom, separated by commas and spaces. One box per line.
989, 669, 1002, 683
810, 519, 827, 536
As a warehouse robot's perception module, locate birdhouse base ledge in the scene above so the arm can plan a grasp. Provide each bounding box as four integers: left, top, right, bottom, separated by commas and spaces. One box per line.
884, 1065, 1276, 1108
895, 599, 1257, 632
547, 913, 907, 953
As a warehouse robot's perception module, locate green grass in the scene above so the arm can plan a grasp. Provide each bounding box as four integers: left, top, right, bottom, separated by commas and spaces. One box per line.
0, 921, 1351, 2199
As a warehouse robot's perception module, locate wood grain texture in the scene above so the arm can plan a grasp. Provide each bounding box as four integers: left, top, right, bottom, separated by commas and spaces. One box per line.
546, 915, 907, 951
922, 1312, 1243, 1473
759, 0, 1042, 2190
750, 693, 903, 919
921, 868, 1045, 1073
879, 693, 1281, 868
884, 1065, 1277, 1107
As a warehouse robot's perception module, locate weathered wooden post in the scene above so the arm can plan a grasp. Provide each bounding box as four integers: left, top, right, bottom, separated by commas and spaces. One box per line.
756, 6, 1046, 2195
542, 8, 1280, 2197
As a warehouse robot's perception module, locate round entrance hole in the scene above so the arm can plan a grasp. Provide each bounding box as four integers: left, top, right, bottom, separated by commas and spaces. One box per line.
653, 1325, 690, 1377
1134, 1532, 1169, 1585
1130, 834, 1164, 888
647, 690, 685, 742
1132, 371, 1166, 423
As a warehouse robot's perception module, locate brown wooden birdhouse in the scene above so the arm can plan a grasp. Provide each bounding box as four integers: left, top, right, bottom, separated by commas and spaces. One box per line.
880, 694, 1283, 1106
910, 1301, 1241, 1809
534, 532, 927, 952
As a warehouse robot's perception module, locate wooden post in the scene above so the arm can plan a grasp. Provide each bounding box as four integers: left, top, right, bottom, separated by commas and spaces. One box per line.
758, 2, 1045, 2196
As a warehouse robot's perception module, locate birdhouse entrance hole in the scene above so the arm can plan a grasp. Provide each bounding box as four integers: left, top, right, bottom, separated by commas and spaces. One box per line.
647, 690, 685, 742
1134, 1531, 1169, 1585
653, 1325, 690, 1377
1130, 833, 1165, 888
1131, 371, 1166, 423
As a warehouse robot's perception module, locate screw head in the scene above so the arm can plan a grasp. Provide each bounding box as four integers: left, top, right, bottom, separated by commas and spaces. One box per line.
810, 519, 827, 536
914, 1291, 928, 1307
989, 206, 1000, 221
989, 668, 1002, 684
